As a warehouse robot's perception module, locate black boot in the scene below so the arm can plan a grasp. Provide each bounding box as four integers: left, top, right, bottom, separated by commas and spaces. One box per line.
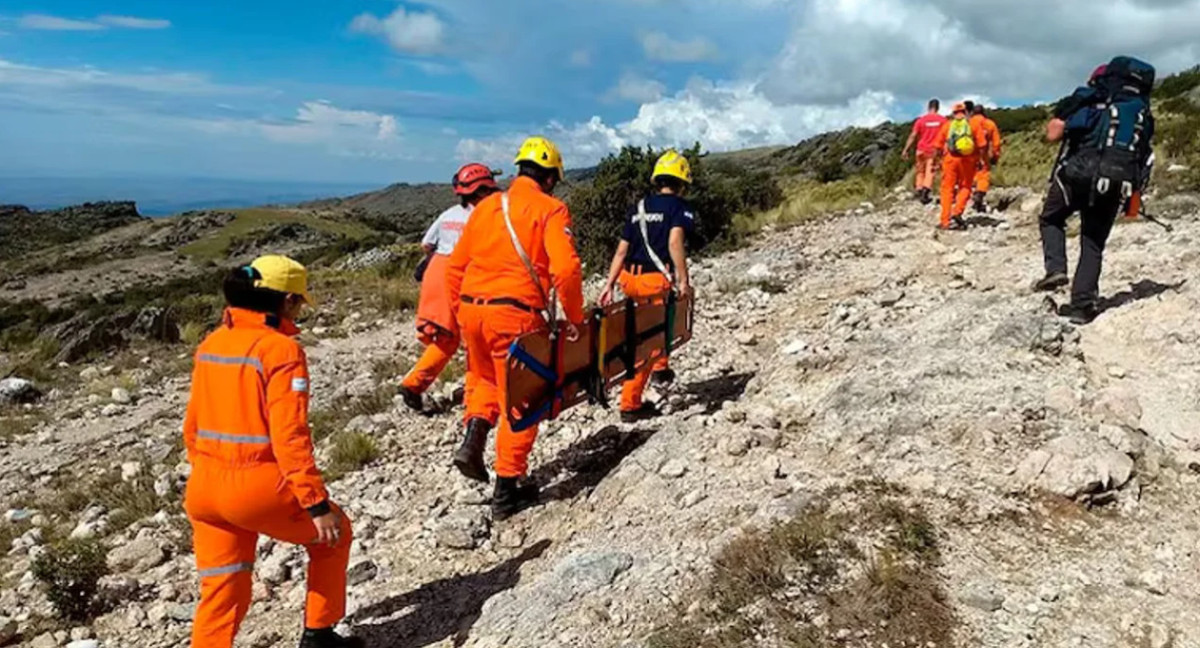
453, 418, 491, 483
921, 188, 934, 205
1058, 301, 1100, 326
972, 191, 987, 213
298, 627, 364, 648
1034, 272, 1070, 292
492, 477, 539, 520
651, 368, 676, 386
949, 216, 967, 231
399, 385, 423, 413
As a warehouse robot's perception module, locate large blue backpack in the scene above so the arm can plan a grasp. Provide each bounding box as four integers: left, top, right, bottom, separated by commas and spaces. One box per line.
1060, 56, 1156, 202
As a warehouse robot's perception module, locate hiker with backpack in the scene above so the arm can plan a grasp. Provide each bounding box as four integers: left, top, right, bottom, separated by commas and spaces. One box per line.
598, 150, 695, 423
936, 102, 989, 230
971, 105, 1003, 213
1034, 56, 1156, 325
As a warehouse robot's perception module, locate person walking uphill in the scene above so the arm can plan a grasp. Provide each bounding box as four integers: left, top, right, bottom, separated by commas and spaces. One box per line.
901, 99, 947, 205
1035, 56, 1156, 325
936, 103, 988, 230
444, 136, 586, 519
971, 105, 1003, 212
598, 150, 695, 423
399, 164, 500, 411
183, 256, 360, 648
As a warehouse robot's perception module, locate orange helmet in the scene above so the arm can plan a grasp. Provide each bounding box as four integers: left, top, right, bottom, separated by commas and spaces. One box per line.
452, 163, 499, 196
952, 102, 967, 114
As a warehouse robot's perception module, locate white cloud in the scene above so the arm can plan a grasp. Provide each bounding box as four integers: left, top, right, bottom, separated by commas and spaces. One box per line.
457, 80, 894, 169
18, 13, 171, 31
350, 7, 446, 55
640, 30, 720, 62
261, 101, 399, 144
19, 14, 104, 31
97, 15, 171, 30
0, 59, 255, 96
609, 73, 666, 103
762, 0, 1200, 106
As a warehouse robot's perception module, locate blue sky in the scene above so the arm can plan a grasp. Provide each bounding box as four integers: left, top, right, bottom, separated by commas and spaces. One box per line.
2, 0, 1199, 185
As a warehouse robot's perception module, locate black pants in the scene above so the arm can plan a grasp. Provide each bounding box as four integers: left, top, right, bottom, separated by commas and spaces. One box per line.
1039, 174, 1123, 307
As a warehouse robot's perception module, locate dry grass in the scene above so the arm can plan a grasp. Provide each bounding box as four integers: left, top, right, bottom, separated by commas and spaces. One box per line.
648, 484, 956, 648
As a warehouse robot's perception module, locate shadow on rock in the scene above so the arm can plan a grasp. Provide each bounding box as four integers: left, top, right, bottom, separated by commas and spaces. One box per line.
993, 195, 1020, 213
963, 214, 1007, 228
683, 372, 755, 415
351, 539, 552, 647
531, 425, 657, 504
1099, 279, 1186, 314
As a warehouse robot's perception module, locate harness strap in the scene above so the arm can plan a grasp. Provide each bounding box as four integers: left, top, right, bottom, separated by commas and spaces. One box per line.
502, 193, 557, 325
636, 200, 675, 286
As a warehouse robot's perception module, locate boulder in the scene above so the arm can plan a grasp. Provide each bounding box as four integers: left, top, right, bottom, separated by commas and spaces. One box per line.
1094, 386, 1143, 430
0, 377, 39, 405
107, 537, 167, 572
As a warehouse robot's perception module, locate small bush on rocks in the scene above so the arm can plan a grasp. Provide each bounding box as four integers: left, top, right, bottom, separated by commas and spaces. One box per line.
648, 485, 955, 648
32, 537, 109, 621
326, 432, 379, 481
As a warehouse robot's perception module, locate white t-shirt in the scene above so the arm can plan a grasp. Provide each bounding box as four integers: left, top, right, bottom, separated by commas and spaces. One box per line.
421, 204, 472, 256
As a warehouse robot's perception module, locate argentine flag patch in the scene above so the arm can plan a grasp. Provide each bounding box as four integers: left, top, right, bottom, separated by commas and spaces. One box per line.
292, 378, 309, 393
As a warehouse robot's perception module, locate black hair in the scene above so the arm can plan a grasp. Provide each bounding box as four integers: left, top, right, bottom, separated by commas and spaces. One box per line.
928, 98, 940, 111
654, 175, 688, 194
972, 104, 986, 116
223, 266, 288, 314
460, 185, 499, 207
963, 100, 976, 113
518, 161, 558, 186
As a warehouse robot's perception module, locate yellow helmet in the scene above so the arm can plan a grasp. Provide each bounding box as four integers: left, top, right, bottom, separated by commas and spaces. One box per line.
652, 149, 693, 184
514, 136, 564, 180
250, 255, 315, 306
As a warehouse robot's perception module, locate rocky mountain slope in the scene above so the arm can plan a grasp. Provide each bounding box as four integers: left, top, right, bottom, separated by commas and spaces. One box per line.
0, 203, 145, 262
3, 182, 1200, 647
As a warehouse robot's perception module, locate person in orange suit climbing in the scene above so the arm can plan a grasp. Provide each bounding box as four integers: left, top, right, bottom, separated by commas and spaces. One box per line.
936, 102, 988, 230
901, 98, 947, 205
183, 255, 361, 648
598, 150, 695, 423
444, 136, 586, 519
971, 105, 1003, 212
399, 164, 500, 412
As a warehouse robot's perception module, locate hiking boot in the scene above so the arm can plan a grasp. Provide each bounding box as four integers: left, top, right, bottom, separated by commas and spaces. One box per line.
620, 402, 661, 424
298, 627, 364, 648
399, 385, 423, 413
651, 368, 676, 386
1058, 302, 1100, 326
1033, 272, 1070, 292
492, 477, 539, 520
453, 418, 492, 483
972, 192, 987, 213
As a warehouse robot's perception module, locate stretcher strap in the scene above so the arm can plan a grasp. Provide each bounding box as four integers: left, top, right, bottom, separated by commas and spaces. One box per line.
589, 307, 609, 408
664, 290, 677, 360
623, 298, 638, 378
507, 338, 566, 431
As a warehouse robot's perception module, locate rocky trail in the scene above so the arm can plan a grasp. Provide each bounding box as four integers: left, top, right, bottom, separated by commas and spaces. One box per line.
4, 186, 1200, 648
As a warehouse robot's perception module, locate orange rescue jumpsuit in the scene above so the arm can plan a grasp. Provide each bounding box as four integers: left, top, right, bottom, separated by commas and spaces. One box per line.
618, 267, 673, 412
402, 253, 459, 394
183, 308, 352, 647
445, 176, 585, 478
972, 116, 1002, 193
937, 118, 989, 227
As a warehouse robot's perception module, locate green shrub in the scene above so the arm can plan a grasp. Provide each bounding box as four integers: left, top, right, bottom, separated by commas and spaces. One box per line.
32, 537, 109, 621
1156, 66, 1200, 100
325, 432, 380, 481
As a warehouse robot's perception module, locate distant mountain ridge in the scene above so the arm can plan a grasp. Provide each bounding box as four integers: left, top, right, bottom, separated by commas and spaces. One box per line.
0, 201, 145, 261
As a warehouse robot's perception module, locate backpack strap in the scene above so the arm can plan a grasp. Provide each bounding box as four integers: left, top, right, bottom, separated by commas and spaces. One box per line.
501, 193, 556, 324
636, 200, 675, 286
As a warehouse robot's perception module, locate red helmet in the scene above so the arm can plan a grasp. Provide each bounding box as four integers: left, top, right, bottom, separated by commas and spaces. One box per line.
1088, 64, 1108, 86
453, 163, 498, 196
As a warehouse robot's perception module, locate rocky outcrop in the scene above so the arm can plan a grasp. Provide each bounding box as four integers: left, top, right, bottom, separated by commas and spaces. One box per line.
0, 202, 144, 260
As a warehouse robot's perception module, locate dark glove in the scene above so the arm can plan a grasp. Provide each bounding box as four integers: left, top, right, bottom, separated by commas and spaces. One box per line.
414, 255, 431, 283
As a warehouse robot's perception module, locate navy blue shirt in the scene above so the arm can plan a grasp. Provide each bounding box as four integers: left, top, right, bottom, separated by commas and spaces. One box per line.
620, 193, 696, 273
